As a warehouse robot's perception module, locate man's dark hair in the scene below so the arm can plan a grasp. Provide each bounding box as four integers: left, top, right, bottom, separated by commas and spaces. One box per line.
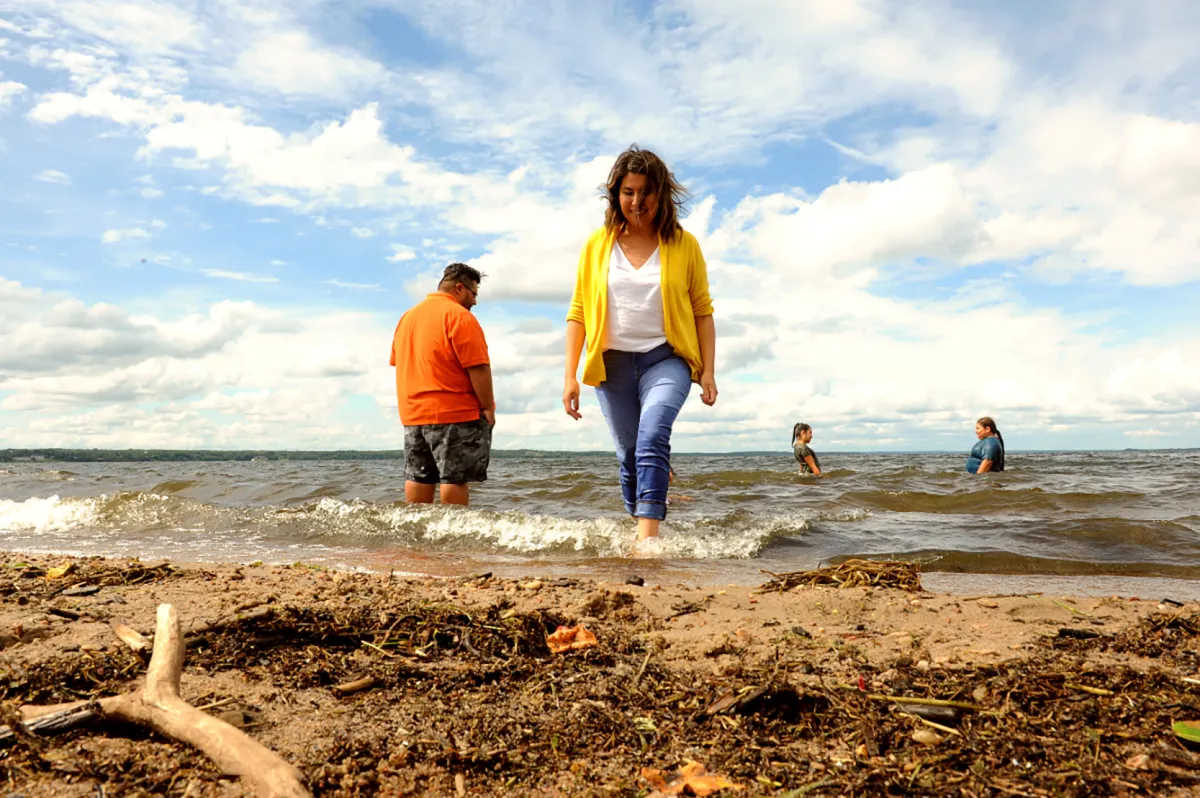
439, 262, 483, 290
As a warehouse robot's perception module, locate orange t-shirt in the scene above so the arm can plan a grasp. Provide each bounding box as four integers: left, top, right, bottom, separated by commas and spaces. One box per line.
389, 293, 490, 426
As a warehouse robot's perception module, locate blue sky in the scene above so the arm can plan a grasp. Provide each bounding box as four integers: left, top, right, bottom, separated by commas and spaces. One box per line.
1, 0, 1199, 452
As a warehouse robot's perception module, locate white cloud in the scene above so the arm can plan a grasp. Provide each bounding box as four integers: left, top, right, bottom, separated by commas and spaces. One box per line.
1124, 428, 1169, 438
325, 279, 382, 291
201, 269, 278, 284
233, 30, 385, 97
0, 80, 25, 109
370, 0, 1013, 162
29, 0, 201, 56
873, 99, 1200, 286
351, 227, 374, 238
269, 259, 287, 266
713, 165, 984, 283
29, 74, 157, 125
34, 169, 71, 185
140, 187, 164, 198
6, 1, 1200, 450
101, 227, 150, 243
387, 245, 417, 262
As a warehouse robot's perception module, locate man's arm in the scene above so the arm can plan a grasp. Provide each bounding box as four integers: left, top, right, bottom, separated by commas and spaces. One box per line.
467, 363, 495, 425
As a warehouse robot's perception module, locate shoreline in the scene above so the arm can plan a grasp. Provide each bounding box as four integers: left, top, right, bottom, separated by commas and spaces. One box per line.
6, 543, 1200, 600
5, 551, 1200, 796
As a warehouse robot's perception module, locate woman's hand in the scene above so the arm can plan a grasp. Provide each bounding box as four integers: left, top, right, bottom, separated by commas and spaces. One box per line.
563, 377, 582, 419
699, 371, 718, 406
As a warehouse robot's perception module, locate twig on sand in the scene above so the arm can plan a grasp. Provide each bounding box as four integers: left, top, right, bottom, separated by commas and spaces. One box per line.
10, 604, 311, 798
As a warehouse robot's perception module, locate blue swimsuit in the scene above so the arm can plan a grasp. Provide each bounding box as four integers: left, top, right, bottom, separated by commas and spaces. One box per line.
966, 436, 1004, 473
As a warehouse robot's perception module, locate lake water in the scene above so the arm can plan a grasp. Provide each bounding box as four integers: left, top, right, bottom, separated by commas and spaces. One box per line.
2, 449, 1198, 596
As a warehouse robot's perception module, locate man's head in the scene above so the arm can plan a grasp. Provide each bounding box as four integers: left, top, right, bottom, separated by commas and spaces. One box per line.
439, 262, 484, 310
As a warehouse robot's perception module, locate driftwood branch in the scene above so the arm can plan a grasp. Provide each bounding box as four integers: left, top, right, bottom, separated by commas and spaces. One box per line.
0, 702, 98, 744
332, 675, 379, 696
185, 605, 275, 641
13, 604, 310, 798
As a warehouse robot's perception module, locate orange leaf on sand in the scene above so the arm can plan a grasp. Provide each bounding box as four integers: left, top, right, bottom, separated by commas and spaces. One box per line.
546, 624, 598, 654
641, 760, 743, 796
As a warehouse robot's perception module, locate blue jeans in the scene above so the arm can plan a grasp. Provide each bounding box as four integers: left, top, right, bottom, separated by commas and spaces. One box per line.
594, 343, 692, 521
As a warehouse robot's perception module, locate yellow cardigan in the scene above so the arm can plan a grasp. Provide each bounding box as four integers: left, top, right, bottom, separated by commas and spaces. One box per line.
566, 226, 714, 387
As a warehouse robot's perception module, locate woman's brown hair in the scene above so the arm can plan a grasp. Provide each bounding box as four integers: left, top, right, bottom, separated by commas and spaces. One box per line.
602, 144, 689, 243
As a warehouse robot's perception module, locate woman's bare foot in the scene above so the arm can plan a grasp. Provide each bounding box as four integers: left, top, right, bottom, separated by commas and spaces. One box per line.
630, 535, 663, 559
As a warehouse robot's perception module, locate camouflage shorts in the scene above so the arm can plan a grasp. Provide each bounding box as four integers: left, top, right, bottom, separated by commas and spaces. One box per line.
403, 418, 492, 485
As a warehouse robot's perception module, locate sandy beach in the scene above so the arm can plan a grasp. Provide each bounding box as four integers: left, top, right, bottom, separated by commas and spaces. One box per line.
4, 552, 1200, 796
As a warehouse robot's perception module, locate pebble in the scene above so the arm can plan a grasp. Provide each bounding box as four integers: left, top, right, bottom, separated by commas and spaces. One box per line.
912, 728, 943, 746
977, 600, 999, 609
625, 575, 645, 586
519, 580, 544, 591
915, 660, 931, 673
1125, 753, 1152, 771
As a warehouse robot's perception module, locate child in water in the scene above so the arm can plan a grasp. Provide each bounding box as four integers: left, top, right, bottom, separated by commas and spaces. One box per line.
792, 423, 822, 476
966, 416, 1005, 474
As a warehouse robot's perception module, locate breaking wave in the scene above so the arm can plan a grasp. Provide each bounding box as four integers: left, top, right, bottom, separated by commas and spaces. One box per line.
0, 492, 827, 560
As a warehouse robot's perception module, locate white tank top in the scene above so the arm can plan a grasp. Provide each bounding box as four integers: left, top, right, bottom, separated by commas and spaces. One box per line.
603, 244, 667, 352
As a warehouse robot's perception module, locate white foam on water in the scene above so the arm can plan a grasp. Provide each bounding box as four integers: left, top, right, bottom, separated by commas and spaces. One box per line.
295, 499, 815, 560
0, 495, 99, 534
0, 493, 827, 562
412, 506, 637, 556
826, 508, 871, 522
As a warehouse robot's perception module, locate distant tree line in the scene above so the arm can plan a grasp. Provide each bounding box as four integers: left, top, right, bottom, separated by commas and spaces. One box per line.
0, 449, 404, 462
0, 448, 586, 462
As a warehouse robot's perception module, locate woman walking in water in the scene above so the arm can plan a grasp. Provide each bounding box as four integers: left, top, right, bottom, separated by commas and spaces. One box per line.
967, 416, 1006, 473
562, 145, 718, 541
792, 423, 822, 476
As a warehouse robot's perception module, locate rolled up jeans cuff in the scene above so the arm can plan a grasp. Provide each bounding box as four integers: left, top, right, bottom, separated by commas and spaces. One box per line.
635, 499, 667, 521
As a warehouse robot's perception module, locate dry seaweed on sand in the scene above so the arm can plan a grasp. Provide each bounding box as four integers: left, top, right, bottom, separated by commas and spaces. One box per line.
758, 558, 924, 593
1, 557, 185, 604
7, 563, 1200, 796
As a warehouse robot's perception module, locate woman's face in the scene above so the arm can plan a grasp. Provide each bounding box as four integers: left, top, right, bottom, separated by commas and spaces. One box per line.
619, 172, 658, 230
801, 428, 813, 444
975, 423, 987, 439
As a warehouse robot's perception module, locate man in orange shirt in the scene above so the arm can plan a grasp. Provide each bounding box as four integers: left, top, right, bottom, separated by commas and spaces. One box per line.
390, 263, 495, 506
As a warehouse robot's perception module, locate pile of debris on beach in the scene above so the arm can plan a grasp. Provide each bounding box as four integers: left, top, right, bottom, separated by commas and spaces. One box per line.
3, 556, 1200, 796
